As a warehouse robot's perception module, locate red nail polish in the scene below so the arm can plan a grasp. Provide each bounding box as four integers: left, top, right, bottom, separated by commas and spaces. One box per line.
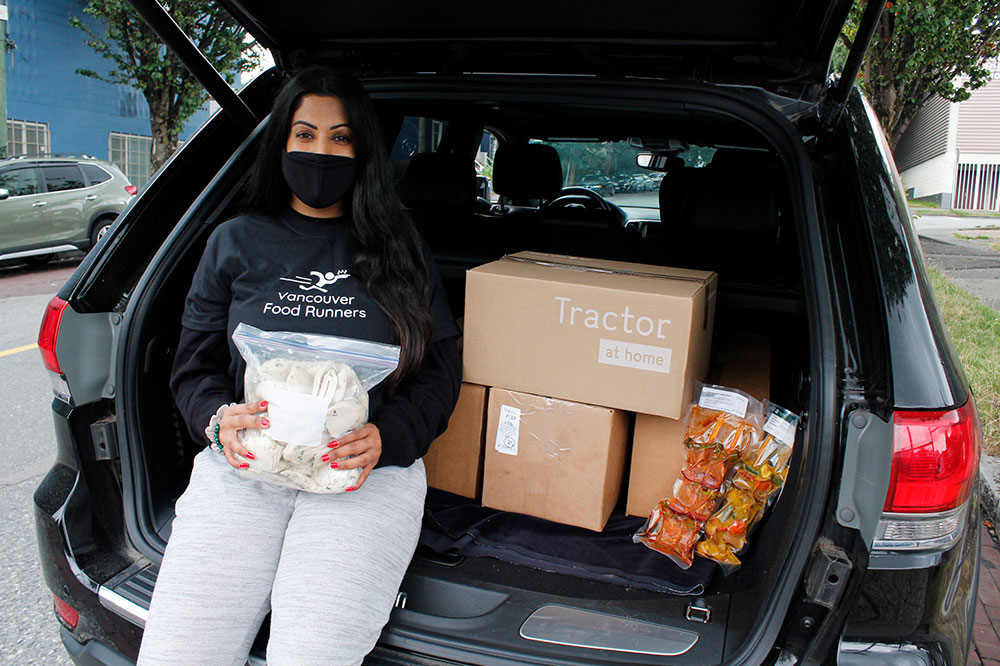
321, 454, 330, 462
260, 401, 268, 408
330, 461, 339, 469
239, 462, 249, 468
245, 452, 255, 460
328, 440, 339, 448
261, 418, 270, 427
345, 486, 355, 492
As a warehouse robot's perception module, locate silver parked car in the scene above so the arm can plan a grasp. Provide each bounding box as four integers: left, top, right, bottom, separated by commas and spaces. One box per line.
0, 154, 136, 264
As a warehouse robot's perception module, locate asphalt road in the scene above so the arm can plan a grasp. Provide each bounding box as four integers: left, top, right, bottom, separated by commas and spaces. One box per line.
0, 255, 81, 665
914, 216, 1000, 312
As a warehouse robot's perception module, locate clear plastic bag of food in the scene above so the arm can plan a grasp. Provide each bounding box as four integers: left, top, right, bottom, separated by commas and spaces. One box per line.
632, 383, 764, 569
633, 500, 704, 568
668, 478, 722, 522
231, 323, 400, 493
696, 401, 800, 573
635, 383, 764, 568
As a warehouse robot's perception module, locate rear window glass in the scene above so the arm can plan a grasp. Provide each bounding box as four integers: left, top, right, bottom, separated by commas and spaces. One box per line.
676, 145, 717, 167
389, 116, 448, 186
0, 167, 39, 196
81, 164, 112, 186
42, 165, 86, 192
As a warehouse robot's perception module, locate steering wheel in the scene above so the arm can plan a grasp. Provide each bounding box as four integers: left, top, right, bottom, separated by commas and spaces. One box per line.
542, 186, 612, 211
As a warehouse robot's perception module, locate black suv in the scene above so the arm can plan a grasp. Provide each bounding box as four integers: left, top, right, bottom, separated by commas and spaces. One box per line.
34, 2, 983, 665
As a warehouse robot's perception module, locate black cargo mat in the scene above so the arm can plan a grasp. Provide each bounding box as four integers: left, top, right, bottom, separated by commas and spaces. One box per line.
420, 489, 715, 595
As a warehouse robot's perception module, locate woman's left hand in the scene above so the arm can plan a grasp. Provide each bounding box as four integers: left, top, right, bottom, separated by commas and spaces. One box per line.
328, 423, 381, 491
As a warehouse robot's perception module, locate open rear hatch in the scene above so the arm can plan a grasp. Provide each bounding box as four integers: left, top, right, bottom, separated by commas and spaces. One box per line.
219, 0, 853, 97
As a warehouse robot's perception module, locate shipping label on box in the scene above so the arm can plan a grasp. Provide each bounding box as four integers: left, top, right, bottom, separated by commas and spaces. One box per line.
463, 252, 716, 419
482, 388, 630, 532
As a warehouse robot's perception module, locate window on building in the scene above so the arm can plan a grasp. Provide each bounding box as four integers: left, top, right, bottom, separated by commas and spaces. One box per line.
0, 167, 40, 196
109, 132, 152, 188
42, 165, 86, 192
6, 119, 50, 157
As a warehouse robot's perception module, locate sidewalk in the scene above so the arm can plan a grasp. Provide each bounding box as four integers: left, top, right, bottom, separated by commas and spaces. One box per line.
915, 216, 1000, 665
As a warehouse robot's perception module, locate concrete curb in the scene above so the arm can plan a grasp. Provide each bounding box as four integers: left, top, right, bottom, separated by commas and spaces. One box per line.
982, 457, 1000, 528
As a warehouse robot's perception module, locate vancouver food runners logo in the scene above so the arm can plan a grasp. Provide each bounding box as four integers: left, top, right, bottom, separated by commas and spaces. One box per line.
279, 269, 350, 293
264, 268, 367, 319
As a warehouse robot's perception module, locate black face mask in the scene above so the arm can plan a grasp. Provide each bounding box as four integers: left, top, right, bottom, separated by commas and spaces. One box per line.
281, 150, 358, 210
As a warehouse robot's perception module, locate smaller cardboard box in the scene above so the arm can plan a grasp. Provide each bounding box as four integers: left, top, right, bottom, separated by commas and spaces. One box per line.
625, 335, 772, 518
482, 388, 630, 531
464, 251, 717, 419
424, 383, 488, 499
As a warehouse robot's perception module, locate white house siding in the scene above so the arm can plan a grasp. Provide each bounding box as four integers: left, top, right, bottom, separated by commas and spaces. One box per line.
896, 65, 1000, 210
899, 152, 958, 204
895, 96, 951, 172
956, 76, 1000, 153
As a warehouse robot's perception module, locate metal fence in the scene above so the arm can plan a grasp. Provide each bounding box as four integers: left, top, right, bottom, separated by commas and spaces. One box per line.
954, 162, 1000, 211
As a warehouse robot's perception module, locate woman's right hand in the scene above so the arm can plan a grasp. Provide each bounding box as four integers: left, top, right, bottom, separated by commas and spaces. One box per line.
216, 401, 270, 470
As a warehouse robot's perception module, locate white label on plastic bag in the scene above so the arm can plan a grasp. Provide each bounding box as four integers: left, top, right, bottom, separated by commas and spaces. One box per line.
597, 339, 672, 374
764, 412, 798, 446
494, 404, 521, 456
698, 387, 749, 418
260, 386, 329, 448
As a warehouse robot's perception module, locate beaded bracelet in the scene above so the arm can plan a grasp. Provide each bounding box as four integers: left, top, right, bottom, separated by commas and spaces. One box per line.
204, 403, 237, 454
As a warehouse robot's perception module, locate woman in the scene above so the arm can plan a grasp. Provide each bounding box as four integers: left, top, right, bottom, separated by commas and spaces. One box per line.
137, 67, 461, 666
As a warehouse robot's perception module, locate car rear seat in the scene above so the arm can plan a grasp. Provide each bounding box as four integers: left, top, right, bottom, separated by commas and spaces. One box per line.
641, 150, 787, 279
399, 152, 479, 257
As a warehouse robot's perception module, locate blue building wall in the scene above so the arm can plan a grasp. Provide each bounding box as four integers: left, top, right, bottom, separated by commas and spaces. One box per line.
6, 0, 209, 158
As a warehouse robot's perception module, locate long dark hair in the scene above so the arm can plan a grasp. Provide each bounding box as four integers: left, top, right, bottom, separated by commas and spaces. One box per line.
243, 67, 432, 393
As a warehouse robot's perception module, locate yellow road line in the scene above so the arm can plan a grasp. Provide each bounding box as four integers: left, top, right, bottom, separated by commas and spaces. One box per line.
0, 343, 38, 358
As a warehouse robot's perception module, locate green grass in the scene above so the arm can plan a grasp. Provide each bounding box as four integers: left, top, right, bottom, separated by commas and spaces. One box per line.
992, 241, 1000, 254
927, 268, 1000, 456
943, 209, 1000, 219
954, 233, 990, 240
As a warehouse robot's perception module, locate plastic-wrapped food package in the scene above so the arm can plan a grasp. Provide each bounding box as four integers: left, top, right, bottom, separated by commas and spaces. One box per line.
231, 323, 400, 493
695, 402, 799, 573
634, 500, 704, 567
668, 479, 722, 522
634, 384, 763, 568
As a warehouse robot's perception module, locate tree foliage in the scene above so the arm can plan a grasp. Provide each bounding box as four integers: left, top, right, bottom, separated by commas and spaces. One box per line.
840, 0, 1000, 148
71, 0, 258, 170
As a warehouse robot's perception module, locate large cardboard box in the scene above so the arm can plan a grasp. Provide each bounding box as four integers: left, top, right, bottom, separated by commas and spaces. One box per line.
464, 251, 717, 420
423, 383, 488, 499
625, 335, 772, 518
482, 388, 630, 531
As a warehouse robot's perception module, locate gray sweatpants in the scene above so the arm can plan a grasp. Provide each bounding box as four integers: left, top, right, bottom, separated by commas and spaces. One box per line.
137, 448, 427, 666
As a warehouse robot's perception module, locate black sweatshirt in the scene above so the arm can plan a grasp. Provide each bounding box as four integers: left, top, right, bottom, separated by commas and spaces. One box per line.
169, 207, 461, 468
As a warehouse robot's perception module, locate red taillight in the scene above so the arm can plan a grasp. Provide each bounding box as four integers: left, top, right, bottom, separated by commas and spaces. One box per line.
38, 296, 69, 375
883, 395, 982, 513
125, 185, 138, 196
53, 594, 79, 629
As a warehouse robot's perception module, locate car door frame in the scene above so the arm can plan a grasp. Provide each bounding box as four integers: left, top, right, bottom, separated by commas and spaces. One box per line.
0, 164, 49, 253
39, 163, 93, 245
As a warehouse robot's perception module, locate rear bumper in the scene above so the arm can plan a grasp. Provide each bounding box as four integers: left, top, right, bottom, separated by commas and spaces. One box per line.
61, 627, 133, 666
843, 495, 981, 666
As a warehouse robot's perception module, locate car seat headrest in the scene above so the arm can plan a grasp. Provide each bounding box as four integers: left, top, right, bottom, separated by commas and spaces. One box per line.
678, 165, 779, 237
493, 143, 563, 201
400, 153, 477, 210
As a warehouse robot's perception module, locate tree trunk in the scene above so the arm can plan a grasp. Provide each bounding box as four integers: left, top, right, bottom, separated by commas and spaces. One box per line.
147, 91, 179, 172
